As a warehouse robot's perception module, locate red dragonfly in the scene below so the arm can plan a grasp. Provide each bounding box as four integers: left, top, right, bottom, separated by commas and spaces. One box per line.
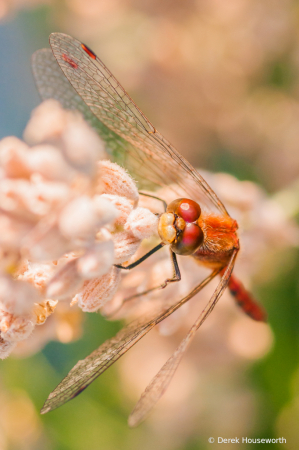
32, 33, 266, 426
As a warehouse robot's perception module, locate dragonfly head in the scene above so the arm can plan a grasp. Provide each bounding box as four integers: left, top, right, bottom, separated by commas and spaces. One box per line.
158, 198, 204, 255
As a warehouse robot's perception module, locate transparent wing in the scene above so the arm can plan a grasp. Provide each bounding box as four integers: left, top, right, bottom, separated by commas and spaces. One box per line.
32, 33, 228, 215
41, 269, 219, 414
31, 49, 151, 187
128, 249, 238, 427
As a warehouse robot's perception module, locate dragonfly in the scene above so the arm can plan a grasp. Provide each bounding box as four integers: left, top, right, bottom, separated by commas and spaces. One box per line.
32, 33, 267, 426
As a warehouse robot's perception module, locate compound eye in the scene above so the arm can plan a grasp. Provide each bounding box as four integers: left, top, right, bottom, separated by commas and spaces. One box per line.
167, 198, 201, 223
171, 223, 204, 256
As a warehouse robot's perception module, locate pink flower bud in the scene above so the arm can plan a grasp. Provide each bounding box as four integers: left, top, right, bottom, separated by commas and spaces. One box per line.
18, 261, 54, 296
75, 266, 121, 312
0, 136, 31, 178
101, 194, 133, 226
0, 177, 70, 217
98, 161, 139, 205
125, 207, 158, 240
113, 231, 141, 264
0, 337, 16, 359
0, 311, 35, 342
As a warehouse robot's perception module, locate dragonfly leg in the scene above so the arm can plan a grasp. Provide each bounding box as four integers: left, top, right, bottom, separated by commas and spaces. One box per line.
115, 242, 165, 270
139, 191, 167, 212
160, 250, 181, 288
106, 250, 181, 318
126, 249, 181, 296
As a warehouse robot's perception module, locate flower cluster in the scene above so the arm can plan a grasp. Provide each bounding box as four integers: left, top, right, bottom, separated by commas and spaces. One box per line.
0, 100, 158, 359
1, 101, 298, 448
2, 100, 298, 363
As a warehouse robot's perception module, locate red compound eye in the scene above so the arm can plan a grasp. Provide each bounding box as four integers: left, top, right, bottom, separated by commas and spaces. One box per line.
171, 223, 204, 256
167, 198, 201, 223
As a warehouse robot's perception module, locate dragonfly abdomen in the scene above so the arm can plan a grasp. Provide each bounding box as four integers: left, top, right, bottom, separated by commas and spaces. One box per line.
227, 274, 267, 322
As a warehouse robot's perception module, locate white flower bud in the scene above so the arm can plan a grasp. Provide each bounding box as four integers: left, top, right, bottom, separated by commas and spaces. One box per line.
0, 177, 70, 217
61, 118, 105, 176
27, 144, 76, 181
46, 258, 83, 300
0, 213, 32, 250
0, 275, 40, 316
92, 196, 119, 226
23, 99, 68, 145
23, 222, 71, 261
0, 337, 16, 359
125, 207, 158, 240
77, 240, 114, 279
58, 196, 118, 242
96, 228, 113, 242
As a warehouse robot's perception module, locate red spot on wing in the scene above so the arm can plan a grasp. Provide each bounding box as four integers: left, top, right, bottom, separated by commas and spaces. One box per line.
226, 274, 267, 322
81, 43, 96, 60
62, 54, 78, 69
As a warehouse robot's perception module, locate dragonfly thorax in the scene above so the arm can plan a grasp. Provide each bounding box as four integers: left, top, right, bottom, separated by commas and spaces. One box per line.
158, 198, 204, 256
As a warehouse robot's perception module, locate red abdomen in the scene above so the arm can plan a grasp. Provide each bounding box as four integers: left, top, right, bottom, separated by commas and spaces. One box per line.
226, 274, 267, 322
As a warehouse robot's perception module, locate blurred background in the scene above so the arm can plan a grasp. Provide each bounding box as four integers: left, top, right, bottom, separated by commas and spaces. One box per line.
0, 1, 299, 449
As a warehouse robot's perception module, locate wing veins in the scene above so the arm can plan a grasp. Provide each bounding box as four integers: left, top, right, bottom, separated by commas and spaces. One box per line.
41, 268, 220, 413
128, 249, 238, 426
48, 33, 229, 214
